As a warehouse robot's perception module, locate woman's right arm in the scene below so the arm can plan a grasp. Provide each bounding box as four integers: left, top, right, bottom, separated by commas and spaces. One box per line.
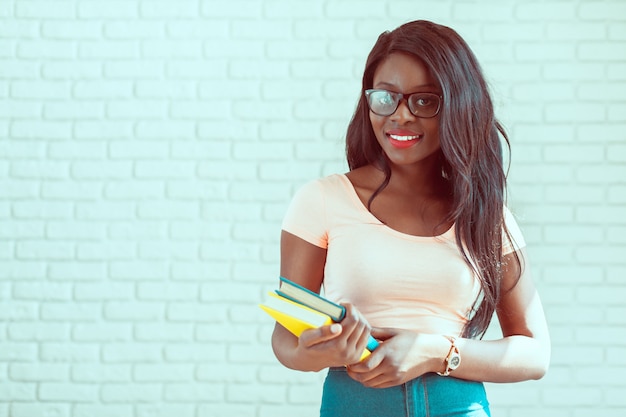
271, 230, 373, 372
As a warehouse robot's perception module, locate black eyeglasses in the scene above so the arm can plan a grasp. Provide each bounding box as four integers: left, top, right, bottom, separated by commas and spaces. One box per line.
365, 89, 442, 118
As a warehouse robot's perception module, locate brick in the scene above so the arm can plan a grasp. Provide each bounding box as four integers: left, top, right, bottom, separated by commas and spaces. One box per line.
136, 121, 195, 139
197, 324, 256, 343
577, 165, 626, 184
102, 344, 162, 363
41, 181, 102, 200
105, 61, 164, 79
108, 221, 167, 240
11, 121, 72, 140
104, 303, 163, 321
74, 282, 133, 300
12, 81, 70, 99
74, 405, 132, 417
232, 20, 291, 40
263, 0, 323, 18
544, 62, 606, 81
0, 62, 38, 78
199, 404, 257, 417
202, 0, 262, 18
0, 179, 43, 199
105, 182, 164, 199
44, 101, 103, 119
8, 323, 69, 341
39, 383, 97, 402
166, 60, 227, 79
545, 102, 605, 123
164, 383, 223, 402
9, 364, 68, 382
232, 142, 293, 161
171, 260, 230, 281
579, 42, 626, 61
72, 364, 131, 382
75, 243, 135, 261
137, 201, 198, 219
43, 61, 101, 79
0, 302, 38, 321
104, 21, 163, 39
10, 404, 70, 417
136, 80, 196, 98
137, 283, 198, 300
48, 264, 106, 281
164, 343, 227, 362
167, 20, 229, 39
543, 266, 603, 284
135, 323, 193, 341
171, 141, 230, 159
141, 1, 198, 18
74, 121, 133, 140
167, 303, 227, 322
579, 2, 626, 20
109, 261, 169, 280
17, 40, 75, 59
135, 161, 195, 179
229, 182, 290, 203
0, 383, 37, 401
41, 302, 100, 321
0, 343, 37, 362
78, 1, 138, 18
0, 220, 44, 239
42, 21, 101, 39
134, 364, 193, 382
16, 241, 74, 260
39, 343, 99, 362
197, 162, 256, 181
136, 404, 195, 417
46, 221, 105, 240
73, 323, 132, 342
15, 1, 75, 18
100, 383, 161, 403
230, 59, 290, 79
543, 144, 604, 163
226, 382, 284, 404
74, 81, 134, 98
75, 201, 134, 218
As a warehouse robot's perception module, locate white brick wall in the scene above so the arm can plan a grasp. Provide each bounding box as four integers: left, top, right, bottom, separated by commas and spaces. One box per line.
1, 0, 624, 416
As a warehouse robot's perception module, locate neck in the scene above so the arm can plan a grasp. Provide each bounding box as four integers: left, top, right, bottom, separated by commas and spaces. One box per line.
382, 153, 449, 198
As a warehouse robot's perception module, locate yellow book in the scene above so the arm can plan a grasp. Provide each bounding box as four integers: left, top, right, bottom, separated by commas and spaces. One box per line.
260, 292, 371, 361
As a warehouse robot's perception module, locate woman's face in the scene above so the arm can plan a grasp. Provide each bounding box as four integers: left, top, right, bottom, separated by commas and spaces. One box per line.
369, 52, 442, 170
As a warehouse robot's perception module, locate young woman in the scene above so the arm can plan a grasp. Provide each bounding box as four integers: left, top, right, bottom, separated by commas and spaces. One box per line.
271, 20, 550, 417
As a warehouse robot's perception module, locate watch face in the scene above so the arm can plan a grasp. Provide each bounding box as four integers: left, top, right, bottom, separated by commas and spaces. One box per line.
450, 354, 461, 368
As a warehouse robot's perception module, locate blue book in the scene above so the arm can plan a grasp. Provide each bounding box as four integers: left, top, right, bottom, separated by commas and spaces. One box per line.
277, 276, 380, 352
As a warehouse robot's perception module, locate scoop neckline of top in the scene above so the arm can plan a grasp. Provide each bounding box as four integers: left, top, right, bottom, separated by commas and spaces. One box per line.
336, 173, 455, 240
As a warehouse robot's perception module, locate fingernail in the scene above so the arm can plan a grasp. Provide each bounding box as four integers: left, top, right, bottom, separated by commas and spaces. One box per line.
330, 324, 341, 334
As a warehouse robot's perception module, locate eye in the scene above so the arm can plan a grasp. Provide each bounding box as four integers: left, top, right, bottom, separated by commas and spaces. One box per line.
415, 96, 433, 107
377, 92, 394, 106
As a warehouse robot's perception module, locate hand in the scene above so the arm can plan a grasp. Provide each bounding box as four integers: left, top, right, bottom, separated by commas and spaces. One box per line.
295, 303, 373, 370
346, 328, 441, 388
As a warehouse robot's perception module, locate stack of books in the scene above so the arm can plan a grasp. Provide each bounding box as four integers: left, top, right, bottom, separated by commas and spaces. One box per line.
260, 276, 379, 361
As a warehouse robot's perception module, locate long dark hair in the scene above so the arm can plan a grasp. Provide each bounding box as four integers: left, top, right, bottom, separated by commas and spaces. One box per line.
346, 20, 521, 339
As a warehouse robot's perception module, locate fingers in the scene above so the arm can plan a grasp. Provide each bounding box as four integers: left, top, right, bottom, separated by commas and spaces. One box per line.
370, 327, 397, 341
299, 323, 342, 348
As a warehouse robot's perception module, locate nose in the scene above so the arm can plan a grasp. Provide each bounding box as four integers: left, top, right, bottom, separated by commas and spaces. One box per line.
389, 98, 416, 123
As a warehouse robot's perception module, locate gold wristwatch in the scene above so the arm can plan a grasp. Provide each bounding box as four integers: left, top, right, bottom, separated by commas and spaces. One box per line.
437, 335, 461, 376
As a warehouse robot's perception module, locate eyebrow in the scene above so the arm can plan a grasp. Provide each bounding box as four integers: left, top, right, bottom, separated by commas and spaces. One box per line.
373, 81, 440, 92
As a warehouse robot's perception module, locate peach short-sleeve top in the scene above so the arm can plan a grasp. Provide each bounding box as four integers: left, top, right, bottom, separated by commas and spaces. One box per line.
281, 174, 526, 337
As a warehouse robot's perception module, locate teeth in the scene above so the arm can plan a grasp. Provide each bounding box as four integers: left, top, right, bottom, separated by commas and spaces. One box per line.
389, 134, 420, 141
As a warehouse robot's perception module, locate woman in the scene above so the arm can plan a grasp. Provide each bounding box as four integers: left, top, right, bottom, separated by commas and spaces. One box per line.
271, 20, 550, 417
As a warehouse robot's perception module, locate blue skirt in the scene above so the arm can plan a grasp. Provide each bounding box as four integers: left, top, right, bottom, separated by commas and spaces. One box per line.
320, 368, 491, 417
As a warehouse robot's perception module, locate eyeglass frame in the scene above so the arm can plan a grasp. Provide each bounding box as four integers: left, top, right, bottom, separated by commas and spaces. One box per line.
364, 89, 443, 119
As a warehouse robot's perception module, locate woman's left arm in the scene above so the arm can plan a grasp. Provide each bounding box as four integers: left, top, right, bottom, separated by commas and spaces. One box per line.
348, 248, 550, 387
453, 247, 551, 382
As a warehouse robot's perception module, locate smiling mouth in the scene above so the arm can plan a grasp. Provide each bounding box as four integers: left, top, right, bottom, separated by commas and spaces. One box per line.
388, 134, 421, 141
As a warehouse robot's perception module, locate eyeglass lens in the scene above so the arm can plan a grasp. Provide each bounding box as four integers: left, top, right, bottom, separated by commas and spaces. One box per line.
366, 90, 441, 118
